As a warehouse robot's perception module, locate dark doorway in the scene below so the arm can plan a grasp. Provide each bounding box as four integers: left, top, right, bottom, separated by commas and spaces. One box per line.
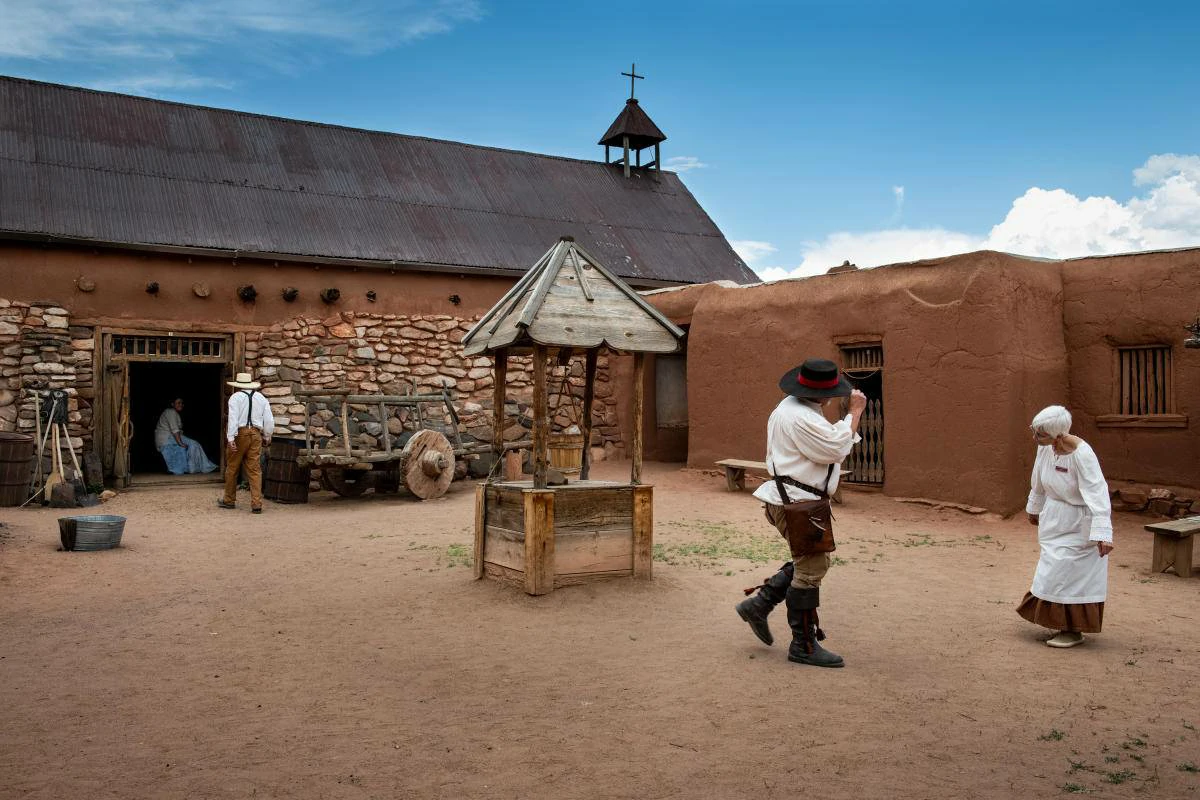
128, 362, 225, 474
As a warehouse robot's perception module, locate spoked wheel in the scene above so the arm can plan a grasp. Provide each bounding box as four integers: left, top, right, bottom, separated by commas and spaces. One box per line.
320, 467, 371, 497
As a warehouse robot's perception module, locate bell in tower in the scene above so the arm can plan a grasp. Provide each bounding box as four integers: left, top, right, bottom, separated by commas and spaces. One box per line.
599, 63, 666, 178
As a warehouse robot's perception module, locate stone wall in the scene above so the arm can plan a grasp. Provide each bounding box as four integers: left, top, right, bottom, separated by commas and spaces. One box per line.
0, 299, 625, 471
0, 299, 94, 450
245, 311, 625, 461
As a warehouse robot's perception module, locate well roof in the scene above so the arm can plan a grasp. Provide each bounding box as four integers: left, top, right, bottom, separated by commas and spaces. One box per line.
462, 238, 684, 355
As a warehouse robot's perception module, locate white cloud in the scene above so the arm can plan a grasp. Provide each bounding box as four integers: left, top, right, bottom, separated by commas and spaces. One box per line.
888, 185, 905, 224
752, 154, 1200, 281
0, 0, 483, 93
665, 156, 707, 172
730, 240, 778, 266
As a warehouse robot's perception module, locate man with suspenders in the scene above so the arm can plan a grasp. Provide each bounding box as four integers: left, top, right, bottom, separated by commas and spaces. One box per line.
218, 372, 275, 514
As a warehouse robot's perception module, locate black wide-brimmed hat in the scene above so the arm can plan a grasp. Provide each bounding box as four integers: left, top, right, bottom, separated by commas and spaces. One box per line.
779, 358, 853, 400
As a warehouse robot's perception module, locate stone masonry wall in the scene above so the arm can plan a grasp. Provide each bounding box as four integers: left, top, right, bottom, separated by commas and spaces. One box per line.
0, 298, 94, 451
245, 311, 625, 461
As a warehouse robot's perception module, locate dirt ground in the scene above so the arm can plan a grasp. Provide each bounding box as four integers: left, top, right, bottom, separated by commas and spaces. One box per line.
1, 461, 1197, 800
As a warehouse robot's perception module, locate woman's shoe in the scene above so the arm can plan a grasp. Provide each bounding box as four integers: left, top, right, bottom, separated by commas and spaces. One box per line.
1046, 631, 1085, 648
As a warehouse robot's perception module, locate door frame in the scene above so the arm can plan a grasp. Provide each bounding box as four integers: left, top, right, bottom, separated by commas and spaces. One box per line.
96, 327, 242, 485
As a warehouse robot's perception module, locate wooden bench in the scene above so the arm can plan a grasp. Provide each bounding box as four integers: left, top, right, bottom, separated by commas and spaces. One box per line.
714, 459, 847, 503
1144, 516, 1199, 577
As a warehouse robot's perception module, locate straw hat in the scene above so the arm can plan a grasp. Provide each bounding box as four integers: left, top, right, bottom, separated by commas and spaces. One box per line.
227, 372, 261, 389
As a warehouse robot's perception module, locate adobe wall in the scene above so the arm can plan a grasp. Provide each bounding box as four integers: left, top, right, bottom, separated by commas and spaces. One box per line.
642, 253, 1070, 513
1061, 249, 1200, 489
0, 243, 513, 324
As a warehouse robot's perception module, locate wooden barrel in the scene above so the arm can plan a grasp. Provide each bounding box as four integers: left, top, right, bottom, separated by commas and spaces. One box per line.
0, 431, 35, 507
263, 438, 309, 504
547, 433, 584, 474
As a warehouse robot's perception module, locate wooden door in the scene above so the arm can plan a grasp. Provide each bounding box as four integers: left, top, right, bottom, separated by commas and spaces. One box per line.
840, 344, 884, 486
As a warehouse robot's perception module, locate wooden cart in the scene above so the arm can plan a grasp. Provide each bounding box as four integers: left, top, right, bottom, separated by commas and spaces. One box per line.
293, 387, 480, 500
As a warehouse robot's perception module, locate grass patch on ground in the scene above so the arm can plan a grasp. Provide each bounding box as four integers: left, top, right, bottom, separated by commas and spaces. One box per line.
655, 521, 789, 567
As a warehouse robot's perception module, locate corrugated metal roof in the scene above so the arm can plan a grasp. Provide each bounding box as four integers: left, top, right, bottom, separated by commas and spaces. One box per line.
0, 76, 757, 286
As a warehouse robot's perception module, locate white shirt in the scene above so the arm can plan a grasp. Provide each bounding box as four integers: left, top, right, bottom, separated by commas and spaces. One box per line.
752, 396, 861, 505
154, 408, 182, 449
226, 389, 275, 443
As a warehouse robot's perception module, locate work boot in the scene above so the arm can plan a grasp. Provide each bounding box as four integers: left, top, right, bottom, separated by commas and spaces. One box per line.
786, 587, 844, 668
734, 561, 794, 646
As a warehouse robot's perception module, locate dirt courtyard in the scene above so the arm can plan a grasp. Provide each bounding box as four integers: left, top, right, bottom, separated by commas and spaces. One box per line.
1, 461, 1197, 800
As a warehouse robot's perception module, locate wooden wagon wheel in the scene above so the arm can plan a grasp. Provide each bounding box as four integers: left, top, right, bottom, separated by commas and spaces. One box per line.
320, 467, 371, 497
400, 430, 455, 500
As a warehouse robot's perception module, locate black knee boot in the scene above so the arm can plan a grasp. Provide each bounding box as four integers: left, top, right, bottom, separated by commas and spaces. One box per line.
786, 587, 844, 668
734, 562, 793, 645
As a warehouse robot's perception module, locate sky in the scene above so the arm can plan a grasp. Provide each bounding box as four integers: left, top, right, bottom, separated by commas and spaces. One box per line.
3, 0, 1200, 281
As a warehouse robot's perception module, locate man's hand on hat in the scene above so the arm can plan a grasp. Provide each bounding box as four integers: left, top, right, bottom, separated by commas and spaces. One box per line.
848, 389, 868, 414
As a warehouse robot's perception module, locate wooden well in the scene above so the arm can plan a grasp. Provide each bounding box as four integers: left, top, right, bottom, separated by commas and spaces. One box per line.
461, 237, 683, 595
473, 481, 653, 594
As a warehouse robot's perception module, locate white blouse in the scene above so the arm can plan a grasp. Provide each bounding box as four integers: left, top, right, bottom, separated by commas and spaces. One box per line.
1026, 442, 1113, 542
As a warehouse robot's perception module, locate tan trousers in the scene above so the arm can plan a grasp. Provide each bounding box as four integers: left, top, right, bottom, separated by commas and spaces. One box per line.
765, 504, 830, 589
222, 427, 263, 509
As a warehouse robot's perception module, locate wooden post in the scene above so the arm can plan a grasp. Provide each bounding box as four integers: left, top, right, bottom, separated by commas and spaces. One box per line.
339, 397, 352, 457
532, 345, 549, 489
580, 348, 598, 480
654, 142, 661, 174
473, 483, 486, 579
492, 349, 507, 461
632, 485, 653, 579
524, 489, 555, 594
631, 352, 644, 485
622, 135, 631, 179
378, 401, 391, 455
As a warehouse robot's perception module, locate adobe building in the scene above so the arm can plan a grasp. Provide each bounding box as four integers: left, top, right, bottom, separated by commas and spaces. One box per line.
0, 76, 755, 485
620, 248, 1200, 514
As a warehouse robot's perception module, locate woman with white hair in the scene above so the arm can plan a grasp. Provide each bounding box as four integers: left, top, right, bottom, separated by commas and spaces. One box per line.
1017, 405, 1113, 647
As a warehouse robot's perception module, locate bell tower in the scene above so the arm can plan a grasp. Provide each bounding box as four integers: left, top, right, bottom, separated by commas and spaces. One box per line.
599, 63, 666, 178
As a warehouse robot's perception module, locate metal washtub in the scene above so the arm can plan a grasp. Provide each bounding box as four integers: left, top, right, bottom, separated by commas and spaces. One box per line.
59, 515, 126, 551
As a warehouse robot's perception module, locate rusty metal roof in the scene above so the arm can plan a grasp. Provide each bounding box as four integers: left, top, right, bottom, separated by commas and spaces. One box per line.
0, 76, 756, 286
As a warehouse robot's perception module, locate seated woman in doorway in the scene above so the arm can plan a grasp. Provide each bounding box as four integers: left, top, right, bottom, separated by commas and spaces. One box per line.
1017, 405, 1113, 648
155, 398, 218, 475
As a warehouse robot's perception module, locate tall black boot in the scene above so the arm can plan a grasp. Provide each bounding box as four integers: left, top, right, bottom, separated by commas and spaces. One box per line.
786, 587, 844, 668
734, 561, 794, 646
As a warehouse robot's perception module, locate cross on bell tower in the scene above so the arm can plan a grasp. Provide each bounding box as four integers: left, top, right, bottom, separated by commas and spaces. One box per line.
599, 63, 666, 178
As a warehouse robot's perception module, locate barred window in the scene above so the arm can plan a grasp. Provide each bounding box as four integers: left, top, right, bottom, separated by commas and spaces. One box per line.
1117, 345, 1172, 415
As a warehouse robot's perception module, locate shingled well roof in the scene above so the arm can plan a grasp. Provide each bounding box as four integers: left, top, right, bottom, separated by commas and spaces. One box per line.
0, 77, 756, 287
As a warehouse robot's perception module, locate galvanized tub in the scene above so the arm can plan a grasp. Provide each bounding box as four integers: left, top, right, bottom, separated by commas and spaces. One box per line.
59, 515, 126, 551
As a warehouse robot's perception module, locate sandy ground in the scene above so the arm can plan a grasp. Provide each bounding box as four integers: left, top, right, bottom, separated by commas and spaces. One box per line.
1, 461, 1198, 800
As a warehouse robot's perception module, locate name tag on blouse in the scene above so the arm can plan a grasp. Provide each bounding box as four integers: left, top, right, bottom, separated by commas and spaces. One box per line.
1055, 466, 1069, 473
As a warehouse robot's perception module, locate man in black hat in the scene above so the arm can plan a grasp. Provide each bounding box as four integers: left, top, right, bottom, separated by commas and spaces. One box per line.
735, 358, 866, 667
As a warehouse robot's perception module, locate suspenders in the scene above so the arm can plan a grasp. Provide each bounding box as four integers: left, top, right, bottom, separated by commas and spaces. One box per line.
243, 390, 254, 428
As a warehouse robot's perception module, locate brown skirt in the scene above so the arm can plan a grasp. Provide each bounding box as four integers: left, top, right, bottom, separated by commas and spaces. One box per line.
1016, 592, 1104, 633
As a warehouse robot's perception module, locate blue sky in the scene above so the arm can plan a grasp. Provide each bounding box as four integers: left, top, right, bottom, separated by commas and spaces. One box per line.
4, 0, 1200, 279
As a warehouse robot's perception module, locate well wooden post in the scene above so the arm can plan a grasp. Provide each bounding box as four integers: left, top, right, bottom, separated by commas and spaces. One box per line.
524, 489, 555, 594
632, 485, 653, 579
631, 352, 644, 485
473, 483, 486, 580
580, 348, 598, 480
492, 349, 507, 460
532, 345, 549, 489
